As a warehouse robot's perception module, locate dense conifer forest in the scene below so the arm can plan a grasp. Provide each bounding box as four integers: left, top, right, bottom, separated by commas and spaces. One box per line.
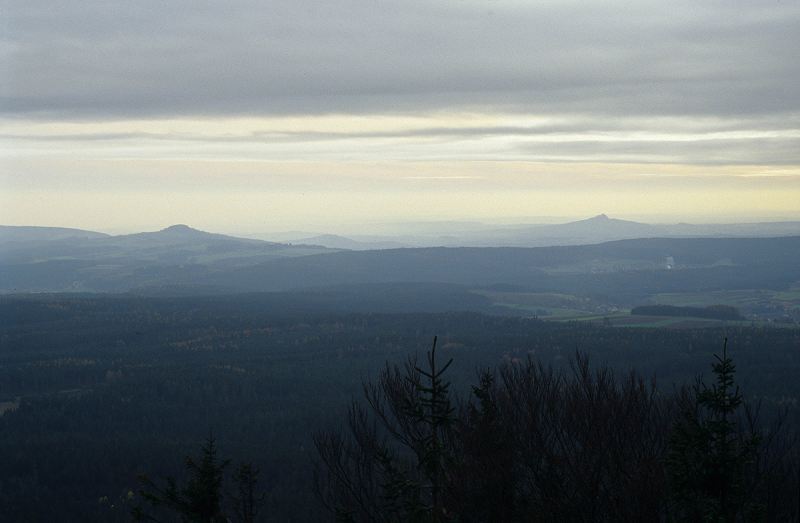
1, 294, 799, 520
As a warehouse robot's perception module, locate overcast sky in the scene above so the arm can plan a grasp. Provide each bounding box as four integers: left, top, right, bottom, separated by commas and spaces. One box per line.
1, 0, 799, 233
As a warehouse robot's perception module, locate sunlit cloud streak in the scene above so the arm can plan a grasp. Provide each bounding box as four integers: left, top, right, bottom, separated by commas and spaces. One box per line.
1, 0, 799, 230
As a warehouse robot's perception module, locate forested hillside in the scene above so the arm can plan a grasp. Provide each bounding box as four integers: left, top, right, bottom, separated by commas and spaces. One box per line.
3, 235, 799, 298
1, 294, 798, 520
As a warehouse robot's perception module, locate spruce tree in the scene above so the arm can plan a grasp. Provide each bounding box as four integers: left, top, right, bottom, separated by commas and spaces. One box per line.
314, 336, 457, 522
666, 339, 762, 522
133, 434, 229, 523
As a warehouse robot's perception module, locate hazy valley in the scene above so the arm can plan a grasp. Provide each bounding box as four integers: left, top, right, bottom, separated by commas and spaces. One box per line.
3, 216, 799, 326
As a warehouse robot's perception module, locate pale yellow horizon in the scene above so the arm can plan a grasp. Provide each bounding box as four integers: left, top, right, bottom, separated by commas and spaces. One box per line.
2, 112, 799, 234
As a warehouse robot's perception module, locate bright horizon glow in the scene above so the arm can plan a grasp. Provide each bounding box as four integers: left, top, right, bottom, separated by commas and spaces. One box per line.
2, 1, 799, 233
2, 112, 799, 234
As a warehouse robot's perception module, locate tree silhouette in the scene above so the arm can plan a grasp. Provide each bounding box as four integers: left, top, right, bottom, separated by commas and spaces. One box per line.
667, 338, 762, 522
314, 336, 457, 522
229, 462, 264, 523
451, 369, 517, 522
315, 344, 673, 521
316, 337, 799, 522
133, 434, 229, 523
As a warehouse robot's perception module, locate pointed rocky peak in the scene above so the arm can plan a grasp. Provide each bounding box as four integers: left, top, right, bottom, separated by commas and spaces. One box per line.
592, 213, 610, 221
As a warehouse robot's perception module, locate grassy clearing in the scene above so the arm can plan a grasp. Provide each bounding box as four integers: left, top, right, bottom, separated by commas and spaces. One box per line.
651, 289, 771, 307
479, 285, 800, 326
554, 314, 756, 329
651, 287, 800, 311
476, 290, 608, 318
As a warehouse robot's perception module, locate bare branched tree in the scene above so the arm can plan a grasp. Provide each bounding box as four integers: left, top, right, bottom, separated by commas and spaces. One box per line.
314, 337, 456, 522
489, 354, 672, 522
316, 340, 799, 522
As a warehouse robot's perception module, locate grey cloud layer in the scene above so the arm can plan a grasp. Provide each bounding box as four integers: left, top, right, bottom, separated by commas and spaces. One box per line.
5, 128, 799, 166
2, 0, 799, 119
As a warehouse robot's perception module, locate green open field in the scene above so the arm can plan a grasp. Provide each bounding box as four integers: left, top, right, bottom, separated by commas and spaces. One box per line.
478, 286, 800, 327
650, 288, 800, 309
474, 290, 611, 318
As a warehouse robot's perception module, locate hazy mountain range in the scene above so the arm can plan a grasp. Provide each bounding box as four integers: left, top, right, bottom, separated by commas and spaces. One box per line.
260, 214, 800, 249
0, 224, 335, 293
1, 217, 799, 301
0, 224, 333, 265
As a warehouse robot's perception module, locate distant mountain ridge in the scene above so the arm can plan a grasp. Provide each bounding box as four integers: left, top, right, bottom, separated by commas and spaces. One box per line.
290, 234, 407, 250
275, 215, 800, 248
0, 225, 109, 243
8, 215, 800, 251
0, 224, 322, 252
200, 236, 800, 294
109, 224, 270, 247
2, 222, 798, 300
0, 224, 336, 290
493, 214, 663, 245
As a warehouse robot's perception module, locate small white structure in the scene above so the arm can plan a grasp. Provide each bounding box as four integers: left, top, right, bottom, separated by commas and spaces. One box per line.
665, 256, 675, 270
